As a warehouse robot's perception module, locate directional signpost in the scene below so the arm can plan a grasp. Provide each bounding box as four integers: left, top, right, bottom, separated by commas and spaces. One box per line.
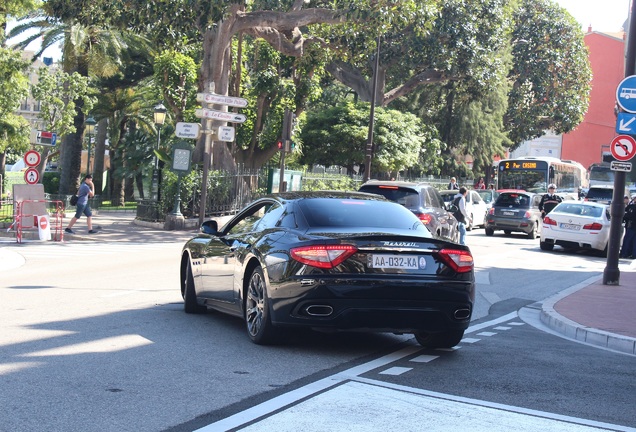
196, 92, 248, 108
175, 122, 201, 139
195, 108, 247, 123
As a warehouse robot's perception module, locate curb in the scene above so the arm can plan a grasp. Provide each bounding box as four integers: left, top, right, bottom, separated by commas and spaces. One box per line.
540, 275, 636, 355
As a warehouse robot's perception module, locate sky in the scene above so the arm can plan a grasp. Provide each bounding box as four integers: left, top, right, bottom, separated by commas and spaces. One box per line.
6, 0, 634, 62
555, 0, 630, 32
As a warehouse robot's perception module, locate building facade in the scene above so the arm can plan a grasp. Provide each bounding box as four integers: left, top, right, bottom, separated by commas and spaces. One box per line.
560, 28, 626, 170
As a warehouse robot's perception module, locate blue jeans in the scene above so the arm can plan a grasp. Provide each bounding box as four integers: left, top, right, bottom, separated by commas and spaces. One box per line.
458, 222, 467, 245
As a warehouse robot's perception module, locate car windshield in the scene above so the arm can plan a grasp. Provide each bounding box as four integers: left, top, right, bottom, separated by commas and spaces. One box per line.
495, 193, 530, 208
554, 203, 603, 218
358, 186, 421, 208
477, 190, 498, 204
587, 188, 613, 201
298, 198, 427, 231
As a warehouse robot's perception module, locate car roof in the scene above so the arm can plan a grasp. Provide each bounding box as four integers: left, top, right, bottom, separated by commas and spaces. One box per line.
360, 181, 433, 189
265, 190, 387, 202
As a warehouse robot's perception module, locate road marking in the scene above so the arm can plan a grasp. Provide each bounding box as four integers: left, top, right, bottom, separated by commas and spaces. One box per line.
476, 331, 497, 337
379, 366, 412, 376
197, 312, 633, 432
493, 326, 511, 330
410, 354, 439, 363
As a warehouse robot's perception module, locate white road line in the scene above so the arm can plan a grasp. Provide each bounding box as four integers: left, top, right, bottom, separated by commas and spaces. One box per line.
196, 313, 531, 432
379, 366, 412, 376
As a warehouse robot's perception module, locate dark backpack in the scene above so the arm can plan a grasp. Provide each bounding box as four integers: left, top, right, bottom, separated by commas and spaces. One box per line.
70, 194, 78, 206
451, 196, 464, 222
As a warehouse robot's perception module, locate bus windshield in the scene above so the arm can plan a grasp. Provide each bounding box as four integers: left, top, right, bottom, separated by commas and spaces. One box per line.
496, 158, 586, 194
497, 160, 548, 192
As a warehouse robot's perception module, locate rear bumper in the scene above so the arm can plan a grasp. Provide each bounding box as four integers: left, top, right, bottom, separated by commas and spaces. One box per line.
485, 217, 534, 233
269, 279, 475, 333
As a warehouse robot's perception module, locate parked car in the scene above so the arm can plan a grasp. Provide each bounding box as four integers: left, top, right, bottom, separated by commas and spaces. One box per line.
358, 181, 458, 242
439, 190, 489, 230
484, 191, 543, 239
584, 185, 630, 205
540, 201, 611, 256
476, 189, 500, 208
180, 191, 475, 348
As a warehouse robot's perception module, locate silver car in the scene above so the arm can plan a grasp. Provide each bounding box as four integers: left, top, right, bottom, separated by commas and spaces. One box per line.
484, 191, 543, 239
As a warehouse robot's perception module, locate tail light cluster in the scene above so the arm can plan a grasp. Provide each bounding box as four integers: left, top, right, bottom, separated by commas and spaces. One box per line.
435, 249, 474, 273
543, 216, 557, 226
418, 213, 433, 225
291, 245, 358, 269
583, 222, 603, 230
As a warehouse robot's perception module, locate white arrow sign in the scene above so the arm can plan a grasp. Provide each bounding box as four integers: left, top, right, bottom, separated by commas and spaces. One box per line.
195, 108, 247, 123
617, 112, 636, 133
196, 92, 248, 108
175, 122, 201, 139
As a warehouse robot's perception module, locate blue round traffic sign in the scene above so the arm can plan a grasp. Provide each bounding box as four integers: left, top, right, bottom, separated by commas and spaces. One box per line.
616, 75, 636, 113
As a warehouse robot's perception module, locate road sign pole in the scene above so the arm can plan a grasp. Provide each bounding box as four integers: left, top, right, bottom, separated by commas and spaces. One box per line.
198, 82, 215, 227
604, 0, 636, 285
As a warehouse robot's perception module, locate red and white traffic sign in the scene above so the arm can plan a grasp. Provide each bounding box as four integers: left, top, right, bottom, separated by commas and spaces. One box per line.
24, 167, 40, 184
24, 150, 41, 167
610, 134, 636, 161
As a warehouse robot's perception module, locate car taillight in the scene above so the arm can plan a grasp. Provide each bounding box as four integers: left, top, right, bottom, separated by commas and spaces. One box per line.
543, 216, 557, 226
488, 208, 494, 215
524, 211, 532, 218
290, 245, 358, 269
418, 213, 433, 225
435, 249, 474, 273
583, 222, 603, 230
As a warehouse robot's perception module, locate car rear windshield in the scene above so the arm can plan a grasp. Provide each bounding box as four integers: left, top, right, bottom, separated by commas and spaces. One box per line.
358, 185, 421, 208
555, 203, 604, 218
495, 193, 531, 208
298, 198, 427, 231
586, 188, 613, 201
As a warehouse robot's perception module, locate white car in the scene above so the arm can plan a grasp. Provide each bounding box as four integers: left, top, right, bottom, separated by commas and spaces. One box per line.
439, 190, 489, 230
539, 201, 611, 256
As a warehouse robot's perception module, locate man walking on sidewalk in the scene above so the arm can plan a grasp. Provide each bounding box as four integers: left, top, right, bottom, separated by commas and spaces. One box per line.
65, 175, 98, 234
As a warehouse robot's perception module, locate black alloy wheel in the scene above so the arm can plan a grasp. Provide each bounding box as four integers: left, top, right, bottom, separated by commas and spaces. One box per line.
245, 266, 277, 344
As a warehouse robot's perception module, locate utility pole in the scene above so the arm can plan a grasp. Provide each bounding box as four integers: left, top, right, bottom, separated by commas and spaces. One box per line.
603, 0, 636, 285
278, 108, 293, 192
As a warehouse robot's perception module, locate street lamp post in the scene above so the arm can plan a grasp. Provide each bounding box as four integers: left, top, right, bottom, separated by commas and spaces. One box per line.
85, 116, 97, 176
152, 103, 167, 202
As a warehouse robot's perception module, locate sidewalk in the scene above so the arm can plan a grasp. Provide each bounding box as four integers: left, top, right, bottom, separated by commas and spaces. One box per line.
1, 211, 635, 355
540, 266, 636, 355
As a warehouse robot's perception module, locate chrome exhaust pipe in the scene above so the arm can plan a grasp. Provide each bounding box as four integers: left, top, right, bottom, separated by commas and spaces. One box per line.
305, 305, 333, 317
454, 308, 471, 320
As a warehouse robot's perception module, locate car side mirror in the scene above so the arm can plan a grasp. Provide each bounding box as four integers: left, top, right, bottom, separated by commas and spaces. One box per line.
201, 220, 219, 235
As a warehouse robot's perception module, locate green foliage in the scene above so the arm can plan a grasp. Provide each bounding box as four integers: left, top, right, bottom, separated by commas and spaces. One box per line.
506, 0, 591, 147
32, 67, 96, 136
299, 102, 440, 176
154, 50, 198, 120
0, 48, 31, 154
42, 171, 60, 194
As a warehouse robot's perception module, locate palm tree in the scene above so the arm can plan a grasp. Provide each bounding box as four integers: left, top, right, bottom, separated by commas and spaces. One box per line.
8, 10, 154, 194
